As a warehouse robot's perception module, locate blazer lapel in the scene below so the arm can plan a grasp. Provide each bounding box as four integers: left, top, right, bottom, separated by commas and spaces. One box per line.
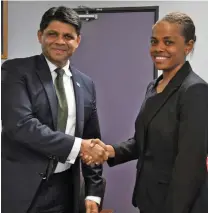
144, 61, 192, 128
139, 61, 192, 153
35, 54, 58, 130
70, 66, 84, 137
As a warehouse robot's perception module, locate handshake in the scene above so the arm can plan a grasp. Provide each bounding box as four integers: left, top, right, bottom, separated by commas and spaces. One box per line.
80, 139, 115, 166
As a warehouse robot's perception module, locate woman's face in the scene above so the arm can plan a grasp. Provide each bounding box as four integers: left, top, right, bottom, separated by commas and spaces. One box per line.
150, 21, 193, 72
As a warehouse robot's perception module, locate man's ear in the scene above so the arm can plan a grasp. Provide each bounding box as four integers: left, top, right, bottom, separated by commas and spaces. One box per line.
37, 30, 43, 44
76, 35, 81, 48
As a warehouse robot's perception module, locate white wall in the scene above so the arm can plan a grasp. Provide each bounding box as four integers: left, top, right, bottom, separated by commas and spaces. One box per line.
4, 1, 208, 81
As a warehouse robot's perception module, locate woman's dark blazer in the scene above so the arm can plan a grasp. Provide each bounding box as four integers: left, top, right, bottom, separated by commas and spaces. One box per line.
108, 61, 208, 213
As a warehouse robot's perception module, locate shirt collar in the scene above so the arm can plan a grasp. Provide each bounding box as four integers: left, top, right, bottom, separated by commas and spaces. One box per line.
153, 74, 163, 88
44, 56, 72, 77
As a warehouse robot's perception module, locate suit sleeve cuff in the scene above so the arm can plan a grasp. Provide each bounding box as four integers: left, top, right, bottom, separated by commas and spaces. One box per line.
65, 137, 82, 164
85, 196, 101, 205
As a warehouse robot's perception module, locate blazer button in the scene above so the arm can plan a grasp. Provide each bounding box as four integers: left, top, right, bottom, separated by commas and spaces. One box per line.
39, 172, 46, 180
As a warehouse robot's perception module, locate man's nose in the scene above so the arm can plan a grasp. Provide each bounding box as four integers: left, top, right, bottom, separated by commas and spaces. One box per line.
55, 35, 66, 44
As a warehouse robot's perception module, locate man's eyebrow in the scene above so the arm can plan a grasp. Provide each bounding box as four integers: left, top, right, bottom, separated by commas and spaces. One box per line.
163, 36, 174, 39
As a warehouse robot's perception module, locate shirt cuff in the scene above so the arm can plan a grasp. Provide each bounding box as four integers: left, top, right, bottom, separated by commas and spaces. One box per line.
85, 196, 101, 205
66, 137, 82, 164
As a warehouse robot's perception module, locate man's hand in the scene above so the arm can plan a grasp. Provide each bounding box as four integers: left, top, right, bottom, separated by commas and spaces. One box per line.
80, 139, 108, 165
85, 200, 98, 213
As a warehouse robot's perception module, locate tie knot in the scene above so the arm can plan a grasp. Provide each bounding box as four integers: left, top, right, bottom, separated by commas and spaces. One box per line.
55, 68, 65, 77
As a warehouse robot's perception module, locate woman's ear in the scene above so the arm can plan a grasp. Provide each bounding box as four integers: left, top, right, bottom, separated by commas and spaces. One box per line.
185, 39, 194, 56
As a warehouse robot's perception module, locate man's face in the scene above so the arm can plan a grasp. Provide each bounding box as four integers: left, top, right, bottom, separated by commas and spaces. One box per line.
38, 20, 81, 67
150, 21, 192, 72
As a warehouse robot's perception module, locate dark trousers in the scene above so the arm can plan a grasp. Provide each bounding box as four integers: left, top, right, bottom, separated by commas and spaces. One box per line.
27, 169, 73, 213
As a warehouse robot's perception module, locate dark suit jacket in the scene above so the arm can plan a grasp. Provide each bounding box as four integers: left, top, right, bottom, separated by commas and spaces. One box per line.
108, 61, 208, 213
1, 54, 104, 213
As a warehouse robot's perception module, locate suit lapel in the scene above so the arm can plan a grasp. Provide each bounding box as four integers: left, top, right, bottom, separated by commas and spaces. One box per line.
35, 54, 58, 130
70, 66, 84, 137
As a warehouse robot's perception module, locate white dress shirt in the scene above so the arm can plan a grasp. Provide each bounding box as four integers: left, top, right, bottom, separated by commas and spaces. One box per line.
45, 57, 101, 204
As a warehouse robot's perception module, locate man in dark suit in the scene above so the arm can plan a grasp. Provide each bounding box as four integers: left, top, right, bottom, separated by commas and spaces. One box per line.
1, 6, 107, 213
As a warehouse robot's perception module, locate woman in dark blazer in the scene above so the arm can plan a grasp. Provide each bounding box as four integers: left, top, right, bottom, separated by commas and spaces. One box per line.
88, 12, 208, 213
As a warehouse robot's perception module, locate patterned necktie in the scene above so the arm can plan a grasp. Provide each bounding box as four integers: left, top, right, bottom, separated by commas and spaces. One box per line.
54, 68, 68, 132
